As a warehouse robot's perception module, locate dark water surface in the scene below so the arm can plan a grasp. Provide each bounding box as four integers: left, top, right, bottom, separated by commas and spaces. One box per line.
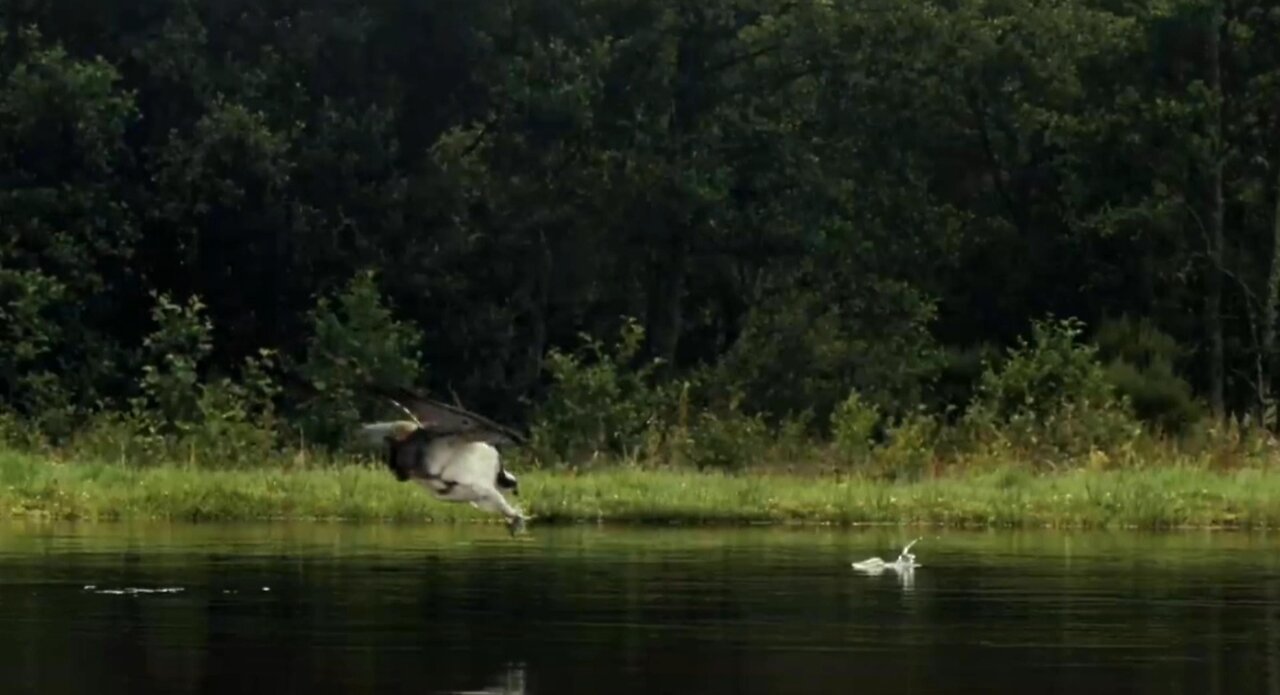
1, 521, 1278, 695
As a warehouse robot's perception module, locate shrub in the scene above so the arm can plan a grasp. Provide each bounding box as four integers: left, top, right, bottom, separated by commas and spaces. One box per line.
830, 389, 881, 466
0, 269, 71, 433
294, 270, 422, 447
528, 318, 670, 466
184, 348, 283, 466
1093, 315, 1203, 434
51, 291, 291, 468
710, 279, 942, 432
931, 343, 1003, 419
680, 410, 774, 472
134, 291, 213, 431
871, 408, 939, 481
964, 316, 1141, 462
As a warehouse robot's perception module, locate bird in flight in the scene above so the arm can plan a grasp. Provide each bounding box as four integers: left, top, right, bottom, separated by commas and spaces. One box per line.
358, 387, 531, 535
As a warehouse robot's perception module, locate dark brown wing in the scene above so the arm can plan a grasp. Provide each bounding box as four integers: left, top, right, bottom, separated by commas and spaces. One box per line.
436, 429, 525, 447
371, 385, 527, 446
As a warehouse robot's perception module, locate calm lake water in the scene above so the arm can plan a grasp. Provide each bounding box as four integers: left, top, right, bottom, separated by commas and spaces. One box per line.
1, 521, 1278, 695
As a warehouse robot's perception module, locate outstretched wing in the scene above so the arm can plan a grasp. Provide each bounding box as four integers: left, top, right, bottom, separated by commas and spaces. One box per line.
371, 385, 526, 446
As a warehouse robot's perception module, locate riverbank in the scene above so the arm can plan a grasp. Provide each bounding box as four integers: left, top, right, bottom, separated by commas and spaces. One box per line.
3, 449, 1278, 529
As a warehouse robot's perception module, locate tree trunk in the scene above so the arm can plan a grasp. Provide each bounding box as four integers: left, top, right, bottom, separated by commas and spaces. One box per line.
642, 9, 704, 372
644, 230, 688, 370
513, 229, 552, 405
1205, 0, 1227, 419
1259, 167, 1280, 427
2, 1, 33, 69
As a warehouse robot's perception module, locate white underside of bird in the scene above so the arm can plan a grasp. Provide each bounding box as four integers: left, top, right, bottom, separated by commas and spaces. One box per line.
415, 435, 526, 524
359, 420, 529, 533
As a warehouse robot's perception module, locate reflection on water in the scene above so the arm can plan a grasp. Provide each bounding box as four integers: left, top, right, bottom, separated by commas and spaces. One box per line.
855, 563, 915, 591
1, 522, 1278, 695
455, 663, 526, 695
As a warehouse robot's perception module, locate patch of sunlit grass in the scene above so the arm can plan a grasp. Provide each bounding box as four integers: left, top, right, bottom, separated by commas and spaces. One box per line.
3, 448, 1279, 529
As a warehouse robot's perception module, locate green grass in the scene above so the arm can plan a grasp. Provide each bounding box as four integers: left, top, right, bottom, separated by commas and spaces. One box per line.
3, 448, 1280, 529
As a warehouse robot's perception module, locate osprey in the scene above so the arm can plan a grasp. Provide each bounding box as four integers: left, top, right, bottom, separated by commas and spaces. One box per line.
358, 388, 530, 535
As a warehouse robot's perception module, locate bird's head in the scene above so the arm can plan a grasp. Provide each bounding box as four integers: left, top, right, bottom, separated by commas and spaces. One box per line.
357, 420, 421, 446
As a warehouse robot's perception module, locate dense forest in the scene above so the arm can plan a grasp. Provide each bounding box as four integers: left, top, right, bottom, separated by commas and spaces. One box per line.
3, 0, 1280, 466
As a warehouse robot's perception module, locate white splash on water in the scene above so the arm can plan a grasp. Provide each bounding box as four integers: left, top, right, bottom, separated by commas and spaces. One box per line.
83, 585, 271, 596
851, 537, 922, 575
83, 585, 185, 596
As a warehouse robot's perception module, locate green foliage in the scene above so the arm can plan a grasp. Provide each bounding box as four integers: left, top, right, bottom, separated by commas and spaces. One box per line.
4, 0, 1280, 465
528, 318, 824, 473
973, 318, 1114, 419
0, 27, 140, 428
135, 292, 213, 429
0, 269, 68, 421
965, 317, 1142, 461
873, 409, 940, 481
186, 346, 284, 464
1103, 360, 1203, 435
1094, 316, 1204, 434
677, 411, 776, 472
829, 391, 940, 481
151, 97, 293, 239
0, 410, 46, 452
830, 390, 882, 465
529, 318, 670, 466
0, 28, 139, 297
295, 270, 422, 447
0, 34, 137, 175
712, 278, 943, 429
932, 344, 1003, 417
1094, 315, 1186, 369
57, 291, 290, 469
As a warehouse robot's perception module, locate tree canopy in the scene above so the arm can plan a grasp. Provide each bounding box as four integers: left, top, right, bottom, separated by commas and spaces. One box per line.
2, 0, 1278, 444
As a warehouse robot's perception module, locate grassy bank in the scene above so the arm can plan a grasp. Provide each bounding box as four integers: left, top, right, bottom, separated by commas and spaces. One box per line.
3, 449, 1279, 529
